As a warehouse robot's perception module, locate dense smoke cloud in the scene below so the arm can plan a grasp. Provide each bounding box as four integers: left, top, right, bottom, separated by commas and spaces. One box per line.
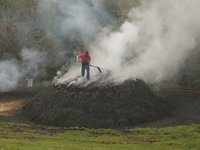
89, 0, 200, 83
0, 48, 47, 91
38, 0, 111, 45
56, 0, 200, 84
93, 0, 200, 83
0, 0, 112, 90
1, 0, 200, 88
37, 0, 200, 85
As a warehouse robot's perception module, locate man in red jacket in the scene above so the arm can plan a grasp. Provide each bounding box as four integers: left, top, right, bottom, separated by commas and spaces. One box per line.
77, 51, 91, 80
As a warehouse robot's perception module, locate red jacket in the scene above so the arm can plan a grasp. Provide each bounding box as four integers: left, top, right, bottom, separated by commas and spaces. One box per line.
78, 54, 91, 63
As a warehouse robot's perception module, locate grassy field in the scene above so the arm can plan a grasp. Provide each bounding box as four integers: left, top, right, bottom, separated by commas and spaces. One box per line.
0, 122, 200, 150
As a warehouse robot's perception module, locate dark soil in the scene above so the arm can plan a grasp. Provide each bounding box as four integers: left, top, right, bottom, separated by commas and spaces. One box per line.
23, 80, 171, 128
0, 89, 41, 122
141, 90, 200, 128
0, 89, 41, 99
1, 84, 200, 129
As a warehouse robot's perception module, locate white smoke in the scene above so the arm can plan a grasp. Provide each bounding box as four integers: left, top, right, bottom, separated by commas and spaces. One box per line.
0, 60, 22, 91
0, 48, 47, 91
90, 0, 200, 83
38, 0, 111, 44
39, 0, 200, 85
21, 47, 47, 77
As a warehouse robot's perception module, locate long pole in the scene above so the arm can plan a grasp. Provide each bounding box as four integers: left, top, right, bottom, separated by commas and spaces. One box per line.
77, 61, 102, 73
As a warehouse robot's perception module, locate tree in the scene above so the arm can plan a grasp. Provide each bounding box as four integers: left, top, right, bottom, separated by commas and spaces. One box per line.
0, 0, 12, 21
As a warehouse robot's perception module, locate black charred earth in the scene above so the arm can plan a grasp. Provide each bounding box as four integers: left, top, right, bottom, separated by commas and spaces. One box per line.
23, 79, 171, 128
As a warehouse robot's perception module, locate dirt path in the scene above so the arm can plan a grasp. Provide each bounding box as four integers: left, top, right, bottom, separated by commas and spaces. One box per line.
0, 98, 26, 122
0, 90, 40, 122
0, 99, 24, 115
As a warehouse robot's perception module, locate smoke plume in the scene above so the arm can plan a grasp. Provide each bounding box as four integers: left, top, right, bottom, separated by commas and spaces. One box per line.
0, 60, 21, 91
90, 0, 200, 83
0, 48, 47, 91
2, 0, 200, 88
38, 0, 111, 45
58, 0, 200, 84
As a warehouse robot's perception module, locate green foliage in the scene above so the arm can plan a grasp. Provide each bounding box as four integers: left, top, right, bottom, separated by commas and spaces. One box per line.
1, 122, 200, 150
0, 21, 22, 60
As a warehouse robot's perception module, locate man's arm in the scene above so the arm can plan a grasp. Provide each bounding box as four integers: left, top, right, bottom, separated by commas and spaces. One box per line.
76, 54, 80, 62
77, 53, 83, 62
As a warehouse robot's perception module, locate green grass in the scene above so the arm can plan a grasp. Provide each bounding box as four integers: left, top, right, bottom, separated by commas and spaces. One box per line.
0, 122, 200, 150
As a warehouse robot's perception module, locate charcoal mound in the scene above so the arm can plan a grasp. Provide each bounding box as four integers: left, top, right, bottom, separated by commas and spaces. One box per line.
23, 79, 171, 128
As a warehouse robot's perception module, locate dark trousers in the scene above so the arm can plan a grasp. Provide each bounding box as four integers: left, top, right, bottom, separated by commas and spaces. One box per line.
82, 63, 90, 80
